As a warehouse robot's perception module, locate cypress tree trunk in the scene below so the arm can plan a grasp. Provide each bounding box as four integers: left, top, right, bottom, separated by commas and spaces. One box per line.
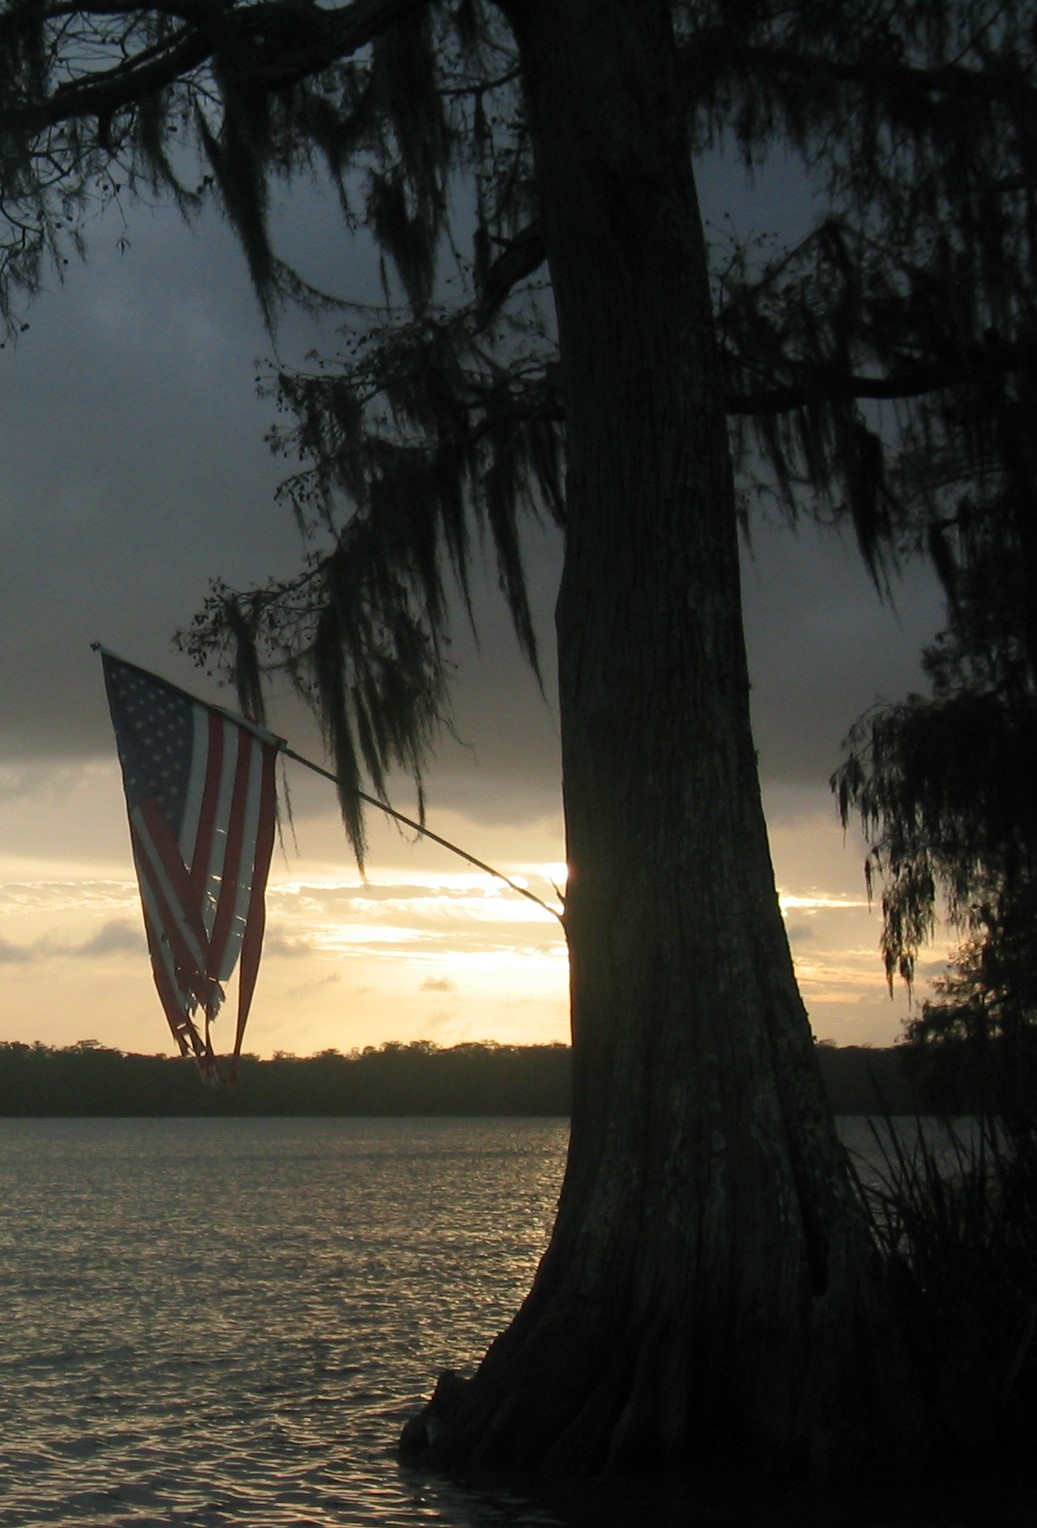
402, 0, 921, 1478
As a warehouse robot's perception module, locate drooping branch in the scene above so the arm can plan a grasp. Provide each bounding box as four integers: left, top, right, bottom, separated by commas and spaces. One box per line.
182, 289, 565, 857
723, 342, 1036, 415
681, 23, 1037, 120
0, 0, 444, 323
834, 551, 1037, 989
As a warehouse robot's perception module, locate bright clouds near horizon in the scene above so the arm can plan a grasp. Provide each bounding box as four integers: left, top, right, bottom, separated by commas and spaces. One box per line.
0, 802, 920, 1058
0, 832, 572, 1057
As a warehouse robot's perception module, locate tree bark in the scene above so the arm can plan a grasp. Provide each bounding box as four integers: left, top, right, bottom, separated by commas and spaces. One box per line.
402, 0, 922, 1479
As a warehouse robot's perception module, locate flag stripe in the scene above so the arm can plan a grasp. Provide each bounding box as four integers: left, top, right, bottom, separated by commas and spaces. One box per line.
215, 739, 267, 982
193, 708, 230, 922
137, 863, 212, 1058
180, 704, 210, 867
208, 729, 255, 979
131, 808, 215, 1010
233, 745, 278, 1056
203, 722, 241, 941
135, 796, 213, 961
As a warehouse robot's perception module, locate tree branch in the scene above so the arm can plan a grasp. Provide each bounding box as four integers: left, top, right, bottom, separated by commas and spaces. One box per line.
681, 24, 1037, 114
722, 339, 1035, 416
7, 0, 431, 131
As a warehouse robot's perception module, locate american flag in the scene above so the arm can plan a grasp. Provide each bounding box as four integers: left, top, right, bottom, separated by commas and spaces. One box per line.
100, 650, 281, 1083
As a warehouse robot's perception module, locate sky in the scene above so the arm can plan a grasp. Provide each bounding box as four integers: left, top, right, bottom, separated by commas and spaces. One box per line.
0, 152, 954, 1062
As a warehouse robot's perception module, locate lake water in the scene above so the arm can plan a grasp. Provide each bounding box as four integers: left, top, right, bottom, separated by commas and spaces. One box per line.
0, 1117, 1001, 1527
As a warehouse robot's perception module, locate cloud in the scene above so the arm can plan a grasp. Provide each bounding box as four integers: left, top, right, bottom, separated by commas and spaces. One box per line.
421, 976, 457, 993
780, 893, 870, 912
913, 954, 952, 981
285, 972, 342, 1001
0, 936, 33, 965
77, 919, 144, 957
0, 878, 135, 914
276, 878, 504, 910
1, 200, 304, 766
263, 929, 321, 959
267, 876, 564, 959
0, 918, 142, 965
2, 192, 944, 812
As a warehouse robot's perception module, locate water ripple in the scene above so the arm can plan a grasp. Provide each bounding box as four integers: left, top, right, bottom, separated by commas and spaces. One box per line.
1, 1116, 954, 1527
0, 1117, 569, 1527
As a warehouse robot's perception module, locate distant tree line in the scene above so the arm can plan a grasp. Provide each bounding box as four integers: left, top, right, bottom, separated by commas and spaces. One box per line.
0, 1037, 951, 1117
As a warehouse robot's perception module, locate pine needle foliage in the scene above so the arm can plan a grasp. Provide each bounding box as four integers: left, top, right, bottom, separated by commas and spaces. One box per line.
2, 0, 1034, 858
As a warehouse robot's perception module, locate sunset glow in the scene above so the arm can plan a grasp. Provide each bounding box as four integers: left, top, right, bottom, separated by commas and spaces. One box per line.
0, 764, 918, 1060
0, 196, 942, 1063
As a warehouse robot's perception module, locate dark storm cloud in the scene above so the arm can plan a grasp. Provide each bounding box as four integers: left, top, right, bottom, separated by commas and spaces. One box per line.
1, 178, 943, 836
1, 206, 298, 760
742, 514, 944, 790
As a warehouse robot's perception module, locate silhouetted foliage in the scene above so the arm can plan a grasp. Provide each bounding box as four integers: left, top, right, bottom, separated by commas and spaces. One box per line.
0, 1038, 571, 1116
853, 1109, 1037, 1458
834, 550, 1037, 991
838, 557, 1037, 1447
0, 1038, 920, 1117
833, 373, 1037, 1127
898, 928, 1037, 1114
836, 529, 1037, 1448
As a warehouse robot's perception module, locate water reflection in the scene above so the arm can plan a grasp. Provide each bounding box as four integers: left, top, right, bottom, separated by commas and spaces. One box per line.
0, 1116, 1017, 1527
0, 1117, 568, 1526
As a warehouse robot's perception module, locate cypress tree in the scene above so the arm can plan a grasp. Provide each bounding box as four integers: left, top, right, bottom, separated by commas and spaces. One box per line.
4, 0, 1033, 1478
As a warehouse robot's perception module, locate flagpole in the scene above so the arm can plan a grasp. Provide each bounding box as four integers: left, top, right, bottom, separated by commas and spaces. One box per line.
92, 643, 564, 924
281, 747, 565, 924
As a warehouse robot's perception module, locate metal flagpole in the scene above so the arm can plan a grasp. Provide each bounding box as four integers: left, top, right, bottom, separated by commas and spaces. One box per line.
93, 644, 564, 924
280, 747, 565, 924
